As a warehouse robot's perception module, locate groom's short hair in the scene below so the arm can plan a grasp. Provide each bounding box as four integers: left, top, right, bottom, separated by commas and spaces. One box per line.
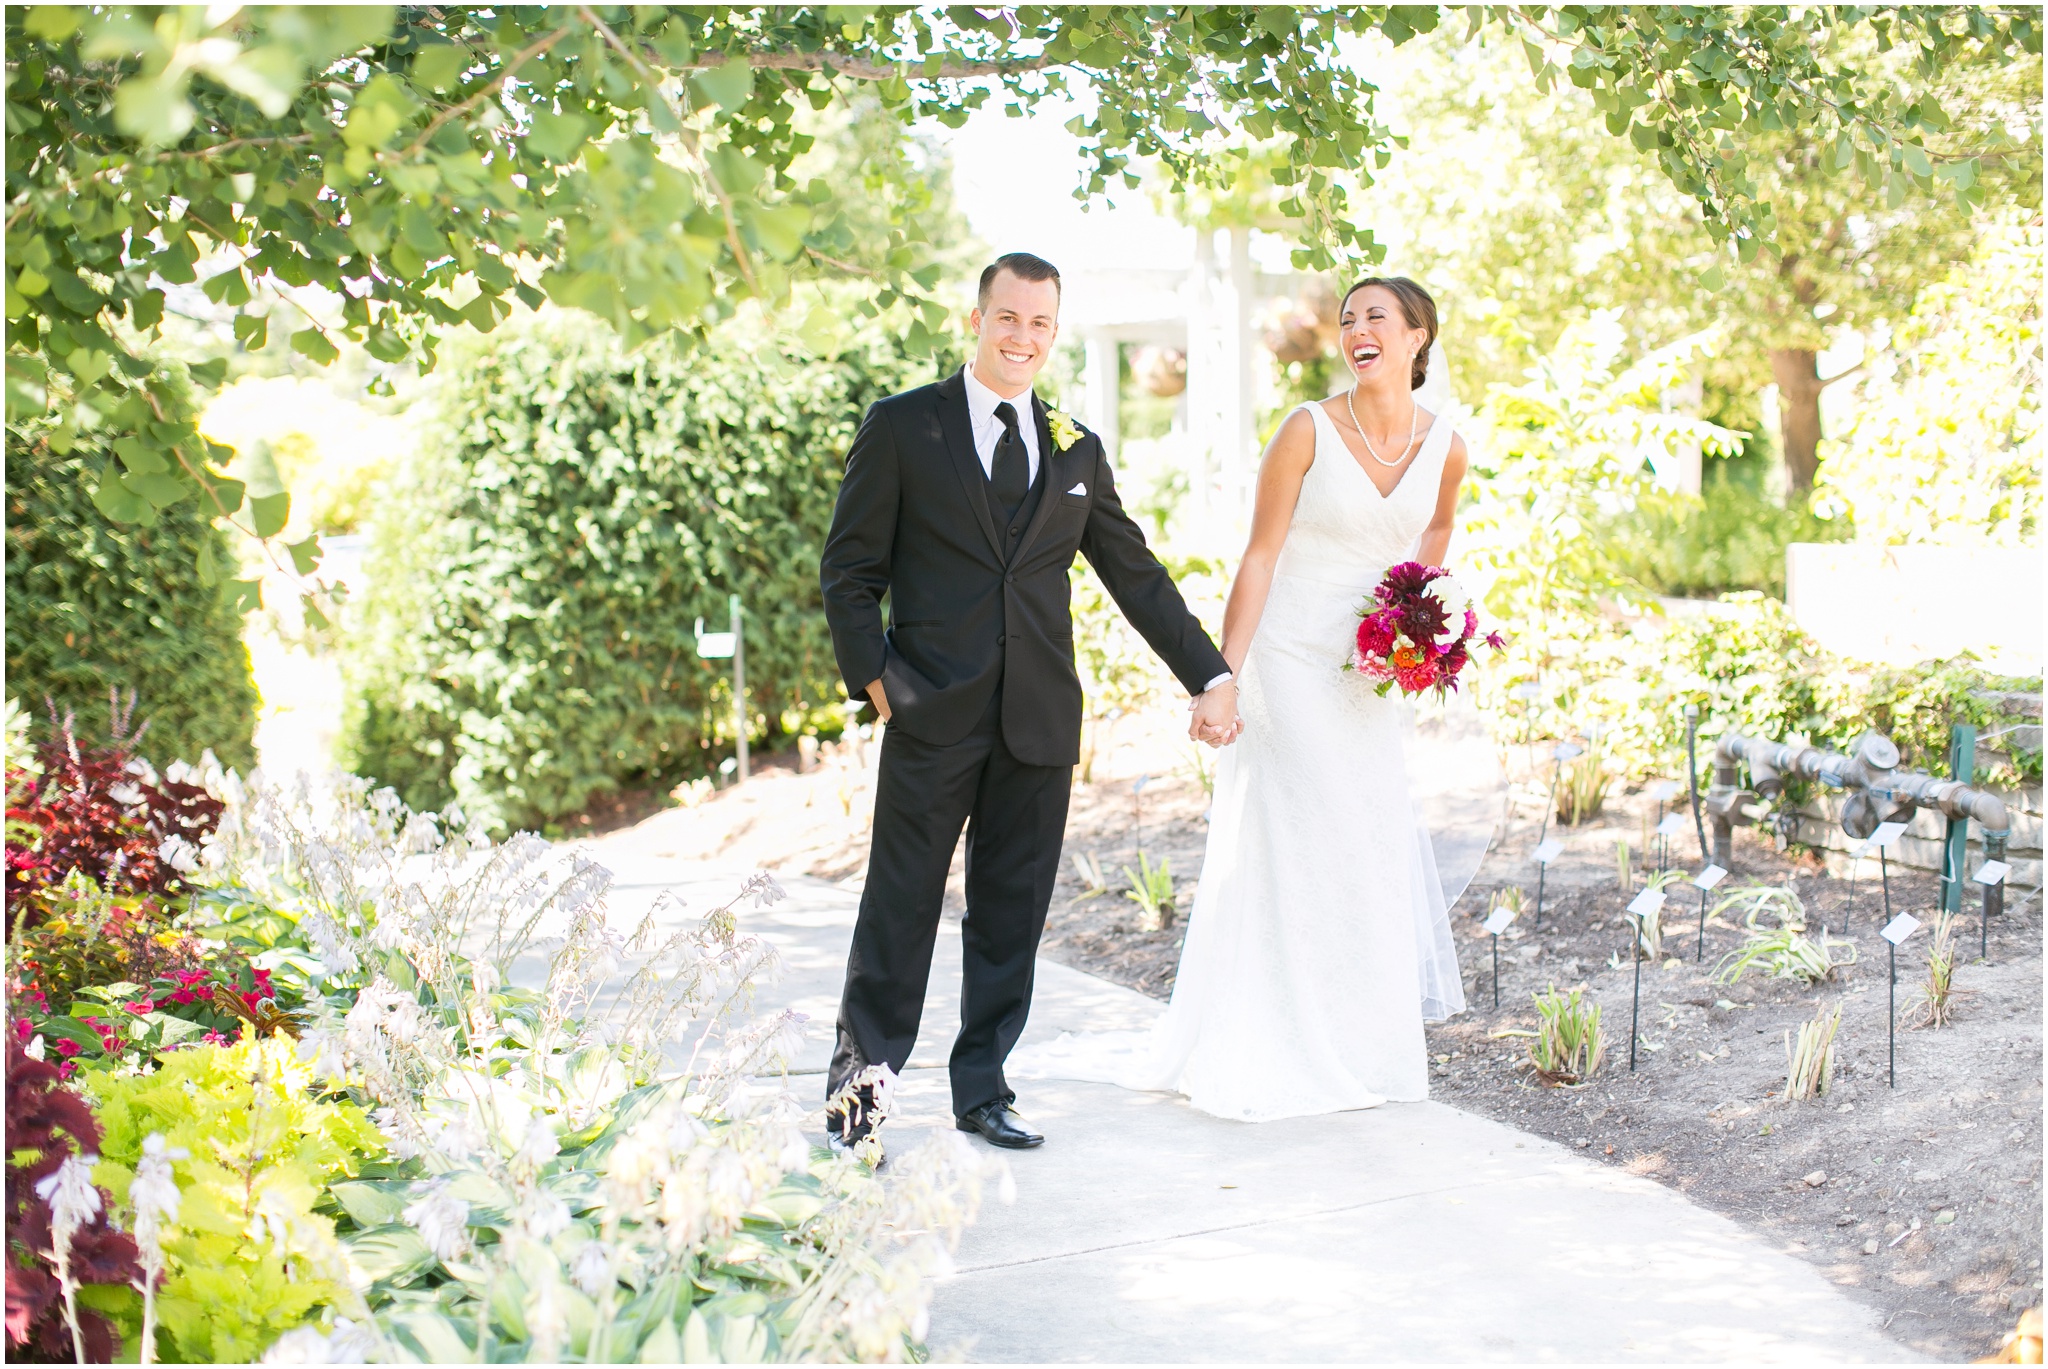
978, 252, 1062, 309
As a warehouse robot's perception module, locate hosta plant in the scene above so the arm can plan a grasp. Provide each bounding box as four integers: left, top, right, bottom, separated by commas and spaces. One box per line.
189, 769, 1004, 1363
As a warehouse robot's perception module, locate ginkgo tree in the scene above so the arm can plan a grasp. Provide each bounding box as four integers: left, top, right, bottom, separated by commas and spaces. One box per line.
5, 4, 2037, 604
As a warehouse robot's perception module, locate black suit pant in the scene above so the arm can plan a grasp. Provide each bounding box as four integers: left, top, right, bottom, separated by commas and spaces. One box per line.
829, 688, 1071, 1117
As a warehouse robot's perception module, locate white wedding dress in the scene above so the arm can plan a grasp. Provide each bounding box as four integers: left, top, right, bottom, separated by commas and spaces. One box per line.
1012, 401, 1469, 1122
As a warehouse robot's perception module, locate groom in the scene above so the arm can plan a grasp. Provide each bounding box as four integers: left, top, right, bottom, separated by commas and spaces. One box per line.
820, 252, 1235, 1154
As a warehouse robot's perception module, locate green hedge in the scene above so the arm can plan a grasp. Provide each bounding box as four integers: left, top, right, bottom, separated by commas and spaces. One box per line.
5, 428, 258, 770
341, 308, 949, 830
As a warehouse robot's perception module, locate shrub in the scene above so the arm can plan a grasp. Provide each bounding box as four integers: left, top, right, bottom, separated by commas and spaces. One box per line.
342, 308, 950, 830
4, 423, 257, 772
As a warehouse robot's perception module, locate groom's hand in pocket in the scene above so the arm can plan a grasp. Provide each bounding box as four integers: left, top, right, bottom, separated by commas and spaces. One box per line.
1188, 683, 1241, 747
865, 679, 892, 723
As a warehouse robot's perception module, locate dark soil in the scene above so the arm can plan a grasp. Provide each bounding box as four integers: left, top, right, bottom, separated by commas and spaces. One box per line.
1037, 772, 2046, 1363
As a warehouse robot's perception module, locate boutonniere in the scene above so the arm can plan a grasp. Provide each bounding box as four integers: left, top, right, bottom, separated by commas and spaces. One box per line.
1046, 407, 1083, 453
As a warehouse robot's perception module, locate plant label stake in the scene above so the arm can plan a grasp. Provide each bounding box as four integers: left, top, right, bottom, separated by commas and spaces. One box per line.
1532, 838, 1564, 929
1853, 821, 1909, 937
1482, 902, 1518, 1009
1691, 863, 1727, 961
1880, 912, 1923, 1088
1655, 810, 1685, 875
695, 595, 747, 783
1973, 860, 2009, 963
1625, 887, 1666, 1071
1645, 779, 1681, 868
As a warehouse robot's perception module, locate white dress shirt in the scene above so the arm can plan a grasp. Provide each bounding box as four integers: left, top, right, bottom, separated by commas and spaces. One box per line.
961, 364, 1041, 486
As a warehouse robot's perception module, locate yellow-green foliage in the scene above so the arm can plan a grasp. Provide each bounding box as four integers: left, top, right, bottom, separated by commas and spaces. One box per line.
82, 1030, 389, 1362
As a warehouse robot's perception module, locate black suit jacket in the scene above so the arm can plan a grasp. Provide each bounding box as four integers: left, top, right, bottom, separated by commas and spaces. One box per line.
820, 369, 1229, 767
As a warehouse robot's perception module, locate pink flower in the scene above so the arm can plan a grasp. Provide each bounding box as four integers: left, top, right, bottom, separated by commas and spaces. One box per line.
12, 1019, 30, 1042
1393, 657, 1439, 694
170, 990, 197, 1005
1355, 611, 1396, 659
1463, 608, 1478, 639
55, 1039, 81, 1058
125, 999, 155, 1015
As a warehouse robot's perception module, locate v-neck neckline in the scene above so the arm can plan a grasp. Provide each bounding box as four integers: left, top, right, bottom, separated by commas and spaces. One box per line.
1313, 398, 1438, 501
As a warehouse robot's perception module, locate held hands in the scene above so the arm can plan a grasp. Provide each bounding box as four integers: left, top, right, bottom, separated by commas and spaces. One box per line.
1188, 682, 1243, 748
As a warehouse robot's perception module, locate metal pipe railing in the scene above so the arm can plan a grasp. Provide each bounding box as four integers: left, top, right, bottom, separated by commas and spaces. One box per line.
1706, 727, 2013, 928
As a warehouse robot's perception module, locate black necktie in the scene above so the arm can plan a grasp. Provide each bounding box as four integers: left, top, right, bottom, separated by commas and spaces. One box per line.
990, 400, 1029, 527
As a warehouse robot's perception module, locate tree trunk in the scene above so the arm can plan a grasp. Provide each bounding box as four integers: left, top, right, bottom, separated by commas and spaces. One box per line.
1770, 347, 1824, 494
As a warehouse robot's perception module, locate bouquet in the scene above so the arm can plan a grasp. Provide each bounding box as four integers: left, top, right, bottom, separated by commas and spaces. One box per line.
1349, 561, 1504, 698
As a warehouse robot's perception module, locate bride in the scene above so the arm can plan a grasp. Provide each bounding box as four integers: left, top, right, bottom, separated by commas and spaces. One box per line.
1015, 276, 1472, 1122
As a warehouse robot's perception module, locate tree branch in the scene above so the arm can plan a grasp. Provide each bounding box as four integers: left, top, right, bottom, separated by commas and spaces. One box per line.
696, 50, 1061, 81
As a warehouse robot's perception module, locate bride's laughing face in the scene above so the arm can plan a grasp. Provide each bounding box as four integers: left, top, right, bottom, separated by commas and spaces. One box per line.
1339, 286, 1426, 389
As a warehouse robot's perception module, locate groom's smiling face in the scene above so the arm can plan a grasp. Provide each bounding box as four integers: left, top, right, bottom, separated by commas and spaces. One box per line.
969, 269, 1060, 397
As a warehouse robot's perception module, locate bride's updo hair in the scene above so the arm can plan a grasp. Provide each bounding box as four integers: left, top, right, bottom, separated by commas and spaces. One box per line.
1340, 276, 1438, 391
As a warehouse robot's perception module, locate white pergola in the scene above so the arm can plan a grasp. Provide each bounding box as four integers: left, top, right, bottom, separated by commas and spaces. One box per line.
1064, 226, 1301, 537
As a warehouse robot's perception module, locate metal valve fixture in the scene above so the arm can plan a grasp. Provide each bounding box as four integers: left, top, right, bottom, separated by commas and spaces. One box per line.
1706, 728, 2011, 921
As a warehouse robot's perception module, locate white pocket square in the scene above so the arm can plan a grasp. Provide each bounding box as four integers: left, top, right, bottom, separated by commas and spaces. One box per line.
1067, 482, 1087, 496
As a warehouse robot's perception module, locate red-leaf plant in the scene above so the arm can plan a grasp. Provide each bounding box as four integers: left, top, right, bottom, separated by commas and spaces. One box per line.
6, 701, 224, 931
3, 1031, 141, 1362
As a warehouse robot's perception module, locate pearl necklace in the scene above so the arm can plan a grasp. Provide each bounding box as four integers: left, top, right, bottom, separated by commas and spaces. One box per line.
1346, 384, 1418, 468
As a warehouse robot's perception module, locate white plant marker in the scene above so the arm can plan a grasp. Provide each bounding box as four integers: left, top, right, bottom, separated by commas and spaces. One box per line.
1881, 910, 1922, 1090
1656, 812, 1687, 837
1627, 888, 1668, 917
1973, 861, 2010, 886
1533, 838, 1564, 865
1483, 905, 1519, 936
1693, 864, 1728, 891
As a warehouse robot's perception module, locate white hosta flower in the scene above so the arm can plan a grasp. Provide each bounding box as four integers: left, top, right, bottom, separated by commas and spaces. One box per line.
401, 1184, 471, 1262
157, 834, 201, 874
35, 1153, 102, 1232
261, 1322, 373, 1364
526, 1274, 568, 1361
519, 1191, 572, 1244
130, 1134, 188, 1246
569, 1240, 613, 1297
512, 1115, 560, 1175
296, 1030, 347, 1083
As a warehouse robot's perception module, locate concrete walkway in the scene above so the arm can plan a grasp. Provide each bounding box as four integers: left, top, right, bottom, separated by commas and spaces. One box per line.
590, 846, 1912, 1364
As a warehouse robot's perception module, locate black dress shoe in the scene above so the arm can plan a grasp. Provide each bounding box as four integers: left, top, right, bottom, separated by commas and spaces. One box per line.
955, 1100, 1044, 1149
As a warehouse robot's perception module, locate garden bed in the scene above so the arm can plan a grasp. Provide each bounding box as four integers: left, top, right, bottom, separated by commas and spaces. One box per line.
1035, 776, 2045, 1363
602, 728, 2043, 1359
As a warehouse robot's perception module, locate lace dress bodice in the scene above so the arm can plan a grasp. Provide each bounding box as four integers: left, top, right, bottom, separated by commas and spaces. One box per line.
1274, 400, 1453, 591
